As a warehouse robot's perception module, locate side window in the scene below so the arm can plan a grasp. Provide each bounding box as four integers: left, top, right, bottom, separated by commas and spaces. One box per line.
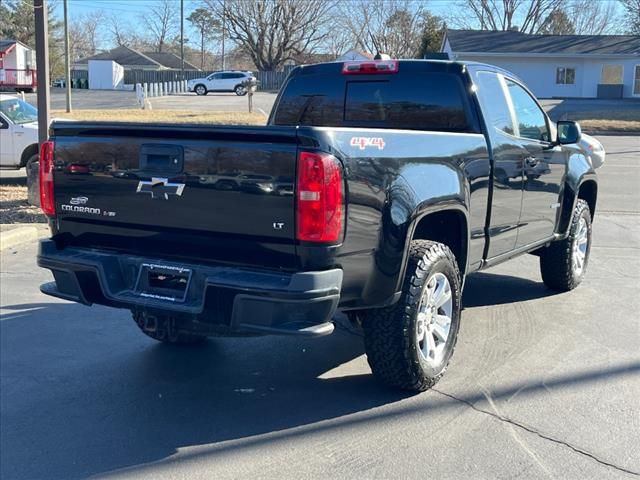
0, 115, 8, 129
556, 67, 576, 85
474, 71, 515, 136
505, 79, 550, 142
208, 73, 221, 80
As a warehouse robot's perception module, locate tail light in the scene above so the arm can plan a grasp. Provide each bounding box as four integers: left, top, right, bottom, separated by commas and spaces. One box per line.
39, 140, 55, 216
296, 151, 344, 243
342, 60, 399, 75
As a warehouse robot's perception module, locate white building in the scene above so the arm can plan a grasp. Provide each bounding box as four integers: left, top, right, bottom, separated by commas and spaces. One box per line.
441, 29, 640, 99
0, 40, 36, 91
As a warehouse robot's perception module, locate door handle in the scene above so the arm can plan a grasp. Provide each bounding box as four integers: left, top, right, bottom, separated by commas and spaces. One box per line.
525, 156, 538, 167
14, 131, 24, 136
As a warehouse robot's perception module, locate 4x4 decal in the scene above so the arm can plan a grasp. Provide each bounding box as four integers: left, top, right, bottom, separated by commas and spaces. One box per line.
350, 137, 385, 150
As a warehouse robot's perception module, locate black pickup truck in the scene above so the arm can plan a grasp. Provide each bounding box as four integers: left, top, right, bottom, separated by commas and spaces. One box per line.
37, 60, 597, 391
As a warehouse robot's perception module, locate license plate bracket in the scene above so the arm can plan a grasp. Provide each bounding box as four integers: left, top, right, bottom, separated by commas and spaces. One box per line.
134, 263, 192, 303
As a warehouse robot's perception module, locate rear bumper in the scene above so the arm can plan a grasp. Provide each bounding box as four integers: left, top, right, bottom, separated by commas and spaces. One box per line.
37, 240, 342, 337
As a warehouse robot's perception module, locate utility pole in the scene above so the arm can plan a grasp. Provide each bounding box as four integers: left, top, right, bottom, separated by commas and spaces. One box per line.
34, 0, 50, 145
180, 0, 185, 80
221, 0, 226, 70
63, 0, 72, 112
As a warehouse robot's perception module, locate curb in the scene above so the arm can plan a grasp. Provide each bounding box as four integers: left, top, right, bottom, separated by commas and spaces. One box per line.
0, 224, 48, 251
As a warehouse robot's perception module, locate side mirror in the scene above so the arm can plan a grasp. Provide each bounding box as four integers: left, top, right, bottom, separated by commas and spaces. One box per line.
556, 120, 582, 145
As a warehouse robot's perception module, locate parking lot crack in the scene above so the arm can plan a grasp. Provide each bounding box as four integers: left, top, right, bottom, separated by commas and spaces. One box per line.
433, 388, 640, 477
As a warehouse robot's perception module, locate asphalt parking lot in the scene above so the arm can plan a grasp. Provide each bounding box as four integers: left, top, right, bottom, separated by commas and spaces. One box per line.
1, 135, 639, 479
24, 88, 278, 117
21, 89, 639, 123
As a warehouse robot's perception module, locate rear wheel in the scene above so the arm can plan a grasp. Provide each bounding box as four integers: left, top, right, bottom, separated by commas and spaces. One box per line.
234, 84, 247, 96
132, 311, 207, 345
24, 153, 39, 169
25, 154, 40, 206
362, 240, 462, 392
194, 84, 207, 96
539, 199, 592, 291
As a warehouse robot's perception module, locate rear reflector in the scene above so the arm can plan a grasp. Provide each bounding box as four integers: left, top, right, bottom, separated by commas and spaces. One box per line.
39, 140, 55, 217
296, 151, 344, 243
342, 60, 399, 75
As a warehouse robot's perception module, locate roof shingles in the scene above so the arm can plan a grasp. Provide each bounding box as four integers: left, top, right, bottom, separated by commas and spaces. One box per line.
446, 29, 640, 55
75, 45, 199, 70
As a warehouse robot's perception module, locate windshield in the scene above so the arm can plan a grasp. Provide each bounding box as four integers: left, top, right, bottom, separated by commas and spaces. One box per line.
0, 98, 38, 125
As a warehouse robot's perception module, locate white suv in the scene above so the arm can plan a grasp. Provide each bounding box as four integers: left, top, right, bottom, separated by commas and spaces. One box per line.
187, 71, 256, 96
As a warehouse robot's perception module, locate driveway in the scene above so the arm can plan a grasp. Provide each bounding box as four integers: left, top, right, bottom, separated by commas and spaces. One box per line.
1, 136, 639, 479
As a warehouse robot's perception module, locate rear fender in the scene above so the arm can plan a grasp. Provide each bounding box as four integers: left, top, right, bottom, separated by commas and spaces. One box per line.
361, 166, 470, 304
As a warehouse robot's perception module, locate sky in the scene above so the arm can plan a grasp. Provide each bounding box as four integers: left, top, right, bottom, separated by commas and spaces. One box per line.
50, 0, 627, 53
51, 0, 458, 52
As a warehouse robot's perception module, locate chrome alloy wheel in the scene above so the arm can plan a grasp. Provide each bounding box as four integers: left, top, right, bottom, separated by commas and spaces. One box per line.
572, 217, 589, 275
415, 272, 453, 367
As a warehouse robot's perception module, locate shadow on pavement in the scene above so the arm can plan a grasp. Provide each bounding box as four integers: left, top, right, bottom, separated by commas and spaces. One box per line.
0, 302, 406, 479
463, 271, 557, 308
0, 269, 610, 479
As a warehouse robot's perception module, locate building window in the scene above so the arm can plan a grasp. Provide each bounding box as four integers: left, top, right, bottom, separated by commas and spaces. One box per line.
556, 67, 575, 85
601, 65, 623, 85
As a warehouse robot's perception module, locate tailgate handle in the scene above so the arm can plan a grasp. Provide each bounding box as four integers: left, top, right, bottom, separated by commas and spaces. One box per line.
140, 144, 184, 174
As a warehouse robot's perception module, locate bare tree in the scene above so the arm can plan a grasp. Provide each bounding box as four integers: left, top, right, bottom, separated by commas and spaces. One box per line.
455, 0, 563, 33
621, 0, 640, 34
321, 24, 354, 59
567, 0, 618, 34
339, 0, 440, 58
204, 0, 335, 71
187, 8, 221, 69
107, 14, 136, 47
69, 11, 104, 60
141, 0, 180, 53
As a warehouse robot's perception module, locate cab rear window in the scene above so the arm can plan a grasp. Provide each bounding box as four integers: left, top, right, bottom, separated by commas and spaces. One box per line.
273, 71, 471, 132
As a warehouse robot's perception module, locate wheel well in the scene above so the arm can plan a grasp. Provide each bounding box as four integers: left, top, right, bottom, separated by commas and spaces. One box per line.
578, 180, 597, 218
20, 143, 39, 168
412, 210, 468, 275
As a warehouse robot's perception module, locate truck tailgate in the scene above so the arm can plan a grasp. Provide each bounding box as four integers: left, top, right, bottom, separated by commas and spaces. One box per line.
51, 123, 299, 269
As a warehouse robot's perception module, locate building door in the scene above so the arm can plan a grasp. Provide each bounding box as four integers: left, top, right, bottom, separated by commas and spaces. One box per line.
634, 65, 640, 97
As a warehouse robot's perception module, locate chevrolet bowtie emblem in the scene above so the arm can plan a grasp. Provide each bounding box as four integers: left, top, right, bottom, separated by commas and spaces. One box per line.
136, 178, 185, 200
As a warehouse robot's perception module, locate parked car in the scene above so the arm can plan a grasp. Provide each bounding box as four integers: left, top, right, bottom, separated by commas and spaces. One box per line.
579, 133, 605, 169
52, 78, 66, 88
187, 71, 256, 96
37, 60, 598, 392
0, 94, 39, 169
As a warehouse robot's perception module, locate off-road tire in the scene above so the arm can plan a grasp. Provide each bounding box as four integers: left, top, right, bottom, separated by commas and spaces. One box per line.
132, 311, 207, 345
539, 199, 592, 291
362, 240, 462, 392
194, 84, 207, 96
